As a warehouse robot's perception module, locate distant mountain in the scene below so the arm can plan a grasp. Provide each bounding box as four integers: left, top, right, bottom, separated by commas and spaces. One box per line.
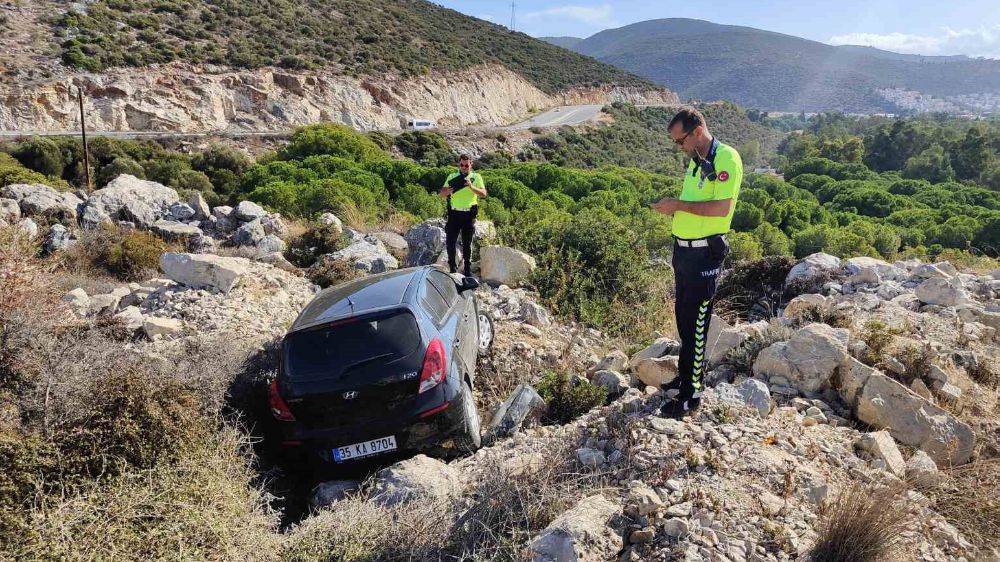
544, 19, 1000, 112
539, 36, 584, 50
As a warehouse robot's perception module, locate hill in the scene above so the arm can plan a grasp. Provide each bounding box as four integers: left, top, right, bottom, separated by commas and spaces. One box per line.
43, 0, 650, 94
546, 18, 1000, 112
539, 36, 584, 50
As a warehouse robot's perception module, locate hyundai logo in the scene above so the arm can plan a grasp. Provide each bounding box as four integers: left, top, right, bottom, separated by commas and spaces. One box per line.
342, 391, 359, 400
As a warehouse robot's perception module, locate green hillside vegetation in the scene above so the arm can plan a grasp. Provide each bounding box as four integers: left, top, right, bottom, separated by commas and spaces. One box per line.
482, 102, 780, 173
6, 118, 998, 337
53, 0, 650, 93
556, 18, 1000, 112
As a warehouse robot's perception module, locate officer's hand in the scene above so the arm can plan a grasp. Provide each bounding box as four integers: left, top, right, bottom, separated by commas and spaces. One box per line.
463, 178, 472, 187
650, 197, 678, 215
439, 186, 453, 197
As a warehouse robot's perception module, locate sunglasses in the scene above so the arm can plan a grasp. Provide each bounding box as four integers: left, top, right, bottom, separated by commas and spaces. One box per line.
672, 131, 691, 146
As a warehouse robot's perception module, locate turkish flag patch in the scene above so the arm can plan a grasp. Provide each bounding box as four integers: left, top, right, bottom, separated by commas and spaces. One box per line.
718, 171, 730, 182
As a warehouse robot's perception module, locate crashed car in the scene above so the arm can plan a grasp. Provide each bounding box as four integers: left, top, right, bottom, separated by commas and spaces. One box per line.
269, 266, 494, 463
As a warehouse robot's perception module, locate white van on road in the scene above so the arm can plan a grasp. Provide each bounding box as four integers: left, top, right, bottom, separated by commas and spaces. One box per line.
406, 119, 437, 130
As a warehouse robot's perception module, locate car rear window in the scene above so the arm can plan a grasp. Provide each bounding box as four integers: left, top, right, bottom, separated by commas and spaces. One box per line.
283, 310, 420, 381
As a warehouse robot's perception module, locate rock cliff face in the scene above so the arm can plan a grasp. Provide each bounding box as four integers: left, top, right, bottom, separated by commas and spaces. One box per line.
0, 63, 678, 133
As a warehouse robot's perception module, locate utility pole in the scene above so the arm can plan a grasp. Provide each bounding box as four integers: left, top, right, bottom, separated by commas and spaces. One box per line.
77, 86, 92, 192
510, 2, 516, 32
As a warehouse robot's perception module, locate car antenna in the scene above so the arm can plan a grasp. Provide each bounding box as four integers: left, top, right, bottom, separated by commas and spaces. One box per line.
347, 296, 355, 311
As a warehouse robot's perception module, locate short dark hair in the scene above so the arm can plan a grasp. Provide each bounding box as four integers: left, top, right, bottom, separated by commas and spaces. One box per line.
669, 107, 706, 133
459, 154, 472, 162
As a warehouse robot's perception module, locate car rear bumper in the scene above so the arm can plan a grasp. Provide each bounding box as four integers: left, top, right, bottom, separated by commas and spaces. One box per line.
279, 383, 471, 462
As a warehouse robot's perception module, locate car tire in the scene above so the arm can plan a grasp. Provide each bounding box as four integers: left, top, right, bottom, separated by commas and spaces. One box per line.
477, 311, 495, 356
452, 381, 481, 454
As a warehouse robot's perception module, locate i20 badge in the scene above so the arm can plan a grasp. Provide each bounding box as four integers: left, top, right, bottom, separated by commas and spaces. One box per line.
342, 391, 359, 400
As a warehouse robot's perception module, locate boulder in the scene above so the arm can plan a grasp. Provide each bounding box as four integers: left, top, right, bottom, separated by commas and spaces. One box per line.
592, 370, 630, 398
753, 323, 850, 393
856, 431, 906, 477
480, 246, 536, 287
835, 358, 880, 408
143, 316, 183, 339
905, 451, 940, 487
62, 288, 90, 318
956, 304, 1000, 331
317, 212, 343, 233
169, 202, 196, 221
915, 277, 970, 307
634, 355, 679, 388
309, 480, 361, 510
785, 253, 841, 286
258, 234, 287, 254
521, 301, 552, 328
260, 214, 287, 237
576, 448, 607, 467
845, 256, 904, 281
150, 220, 202, 240
233, 200, 266, 222
113, 306, 145, 332
715, 378, 772, 417
782, 294, 828, 319
627, 338, 680, 369
325, 234, 399, 273
80, 175, 178, 228
856, 372, 975, 465
913, 263, 953, 279
594, 350, 628, 373
371, 455, 464, 507
232, 218, 266, 247
43, 224, 77, 253
403, 220, 446, 267
160, 253, 250, 294
528, 495, 623, 562
17, 218, 38, 238
212, 205, 234, 220
483, 384, 546, 444
709, 327, 747, 367
848, 266, 882, 286
373, 231, 408, 252
189, 192, 211, 220
187, 234, 218, 254
2, 183, 82, 224
474, 219, 497, 241
257, 251, 297, 272
0, 198, 20, 222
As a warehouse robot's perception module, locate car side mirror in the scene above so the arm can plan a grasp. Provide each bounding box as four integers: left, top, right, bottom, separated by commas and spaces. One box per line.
458, 276, 480, 292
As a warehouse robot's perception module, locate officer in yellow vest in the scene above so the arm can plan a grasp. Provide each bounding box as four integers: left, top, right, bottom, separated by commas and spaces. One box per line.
651, 107, 742, 419
439, 154, 487, 277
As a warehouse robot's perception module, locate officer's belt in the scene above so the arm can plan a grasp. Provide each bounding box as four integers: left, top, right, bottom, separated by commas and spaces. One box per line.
674, 233, 725, 248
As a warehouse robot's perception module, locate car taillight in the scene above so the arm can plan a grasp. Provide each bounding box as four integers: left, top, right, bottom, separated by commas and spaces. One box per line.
418, 338, 446, 394
269, 379, 296, 421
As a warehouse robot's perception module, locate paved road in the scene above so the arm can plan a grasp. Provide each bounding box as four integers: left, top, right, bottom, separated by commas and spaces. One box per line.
506, 104, 605, 129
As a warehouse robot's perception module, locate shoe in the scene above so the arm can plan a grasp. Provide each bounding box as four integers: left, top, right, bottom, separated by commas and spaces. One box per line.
659, 394, 702, 419
660, 378, 684, 396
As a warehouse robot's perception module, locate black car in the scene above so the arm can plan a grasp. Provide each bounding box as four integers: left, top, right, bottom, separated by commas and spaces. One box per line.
268, 266, 495, 464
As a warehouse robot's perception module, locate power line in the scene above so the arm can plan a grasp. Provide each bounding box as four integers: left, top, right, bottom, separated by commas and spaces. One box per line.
510, 1, 515, 32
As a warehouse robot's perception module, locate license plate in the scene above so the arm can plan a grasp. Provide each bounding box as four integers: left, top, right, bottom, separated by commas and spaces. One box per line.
332, 435, 397, 462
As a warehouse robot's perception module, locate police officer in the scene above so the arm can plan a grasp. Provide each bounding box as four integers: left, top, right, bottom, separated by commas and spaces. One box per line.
439, 154, 487, 277
651, 107, 743, 419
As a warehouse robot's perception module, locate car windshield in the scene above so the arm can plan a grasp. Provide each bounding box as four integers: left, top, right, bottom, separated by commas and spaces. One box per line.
283, 310, 420, 381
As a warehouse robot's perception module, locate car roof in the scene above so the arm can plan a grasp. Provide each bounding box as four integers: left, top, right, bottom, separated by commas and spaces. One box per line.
288, 267, 432, 333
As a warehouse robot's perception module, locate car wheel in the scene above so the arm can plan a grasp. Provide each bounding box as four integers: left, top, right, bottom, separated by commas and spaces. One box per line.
452, 381, 481, 454
477, 312, 494, 356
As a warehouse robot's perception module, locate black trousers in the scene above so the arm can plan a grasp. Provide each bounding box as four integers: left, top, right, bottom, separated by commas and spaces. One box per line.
445, 208, 476, 276
671, 235, 729, 399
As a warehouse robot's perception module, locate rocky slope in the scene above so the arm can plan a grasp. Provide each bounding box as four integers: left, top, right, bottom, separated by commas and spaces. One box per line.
5, 174, 999, 560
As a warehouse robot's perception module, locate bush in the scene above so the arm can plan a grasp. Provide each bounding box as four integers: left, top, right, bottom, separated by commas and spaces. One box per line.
535, 371, 606, 425
92, 228, 167, 281
307, 259, 363, 289
724, 323, 792, 376
860, 320, 900, 368
715, 256, 795, 321
95, 156, 145, 187
0, 153, 57, 187
285, 223, 346, 267
808, 482, 911, 562
278, 124, 386, 163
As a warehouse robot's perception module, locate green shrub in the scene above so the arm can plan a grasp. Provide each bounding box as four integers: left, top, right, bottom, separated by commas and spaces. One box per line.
860, 320, 900, 368
0, 153, 56, 187
97, 229, 167, 281
285, 223, 346, 268
728, 231, 764, 262
535, 371, 607, 425
95, 156, 145, 187
278, 124, 386, 163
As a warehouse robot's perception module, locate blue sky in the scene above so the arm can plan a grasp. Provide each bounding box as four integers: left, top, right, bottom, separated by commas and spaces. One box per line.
436, 1, 1000, 58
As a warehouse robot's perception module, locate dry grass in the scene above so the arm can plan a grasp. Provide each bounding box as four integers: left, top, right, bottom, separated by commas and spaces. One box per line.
928, 459, 1000, 550
15, 427, 281, 562
724, 321, 793, 376
606, 271, 677, 347
808, 481, 912, 562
